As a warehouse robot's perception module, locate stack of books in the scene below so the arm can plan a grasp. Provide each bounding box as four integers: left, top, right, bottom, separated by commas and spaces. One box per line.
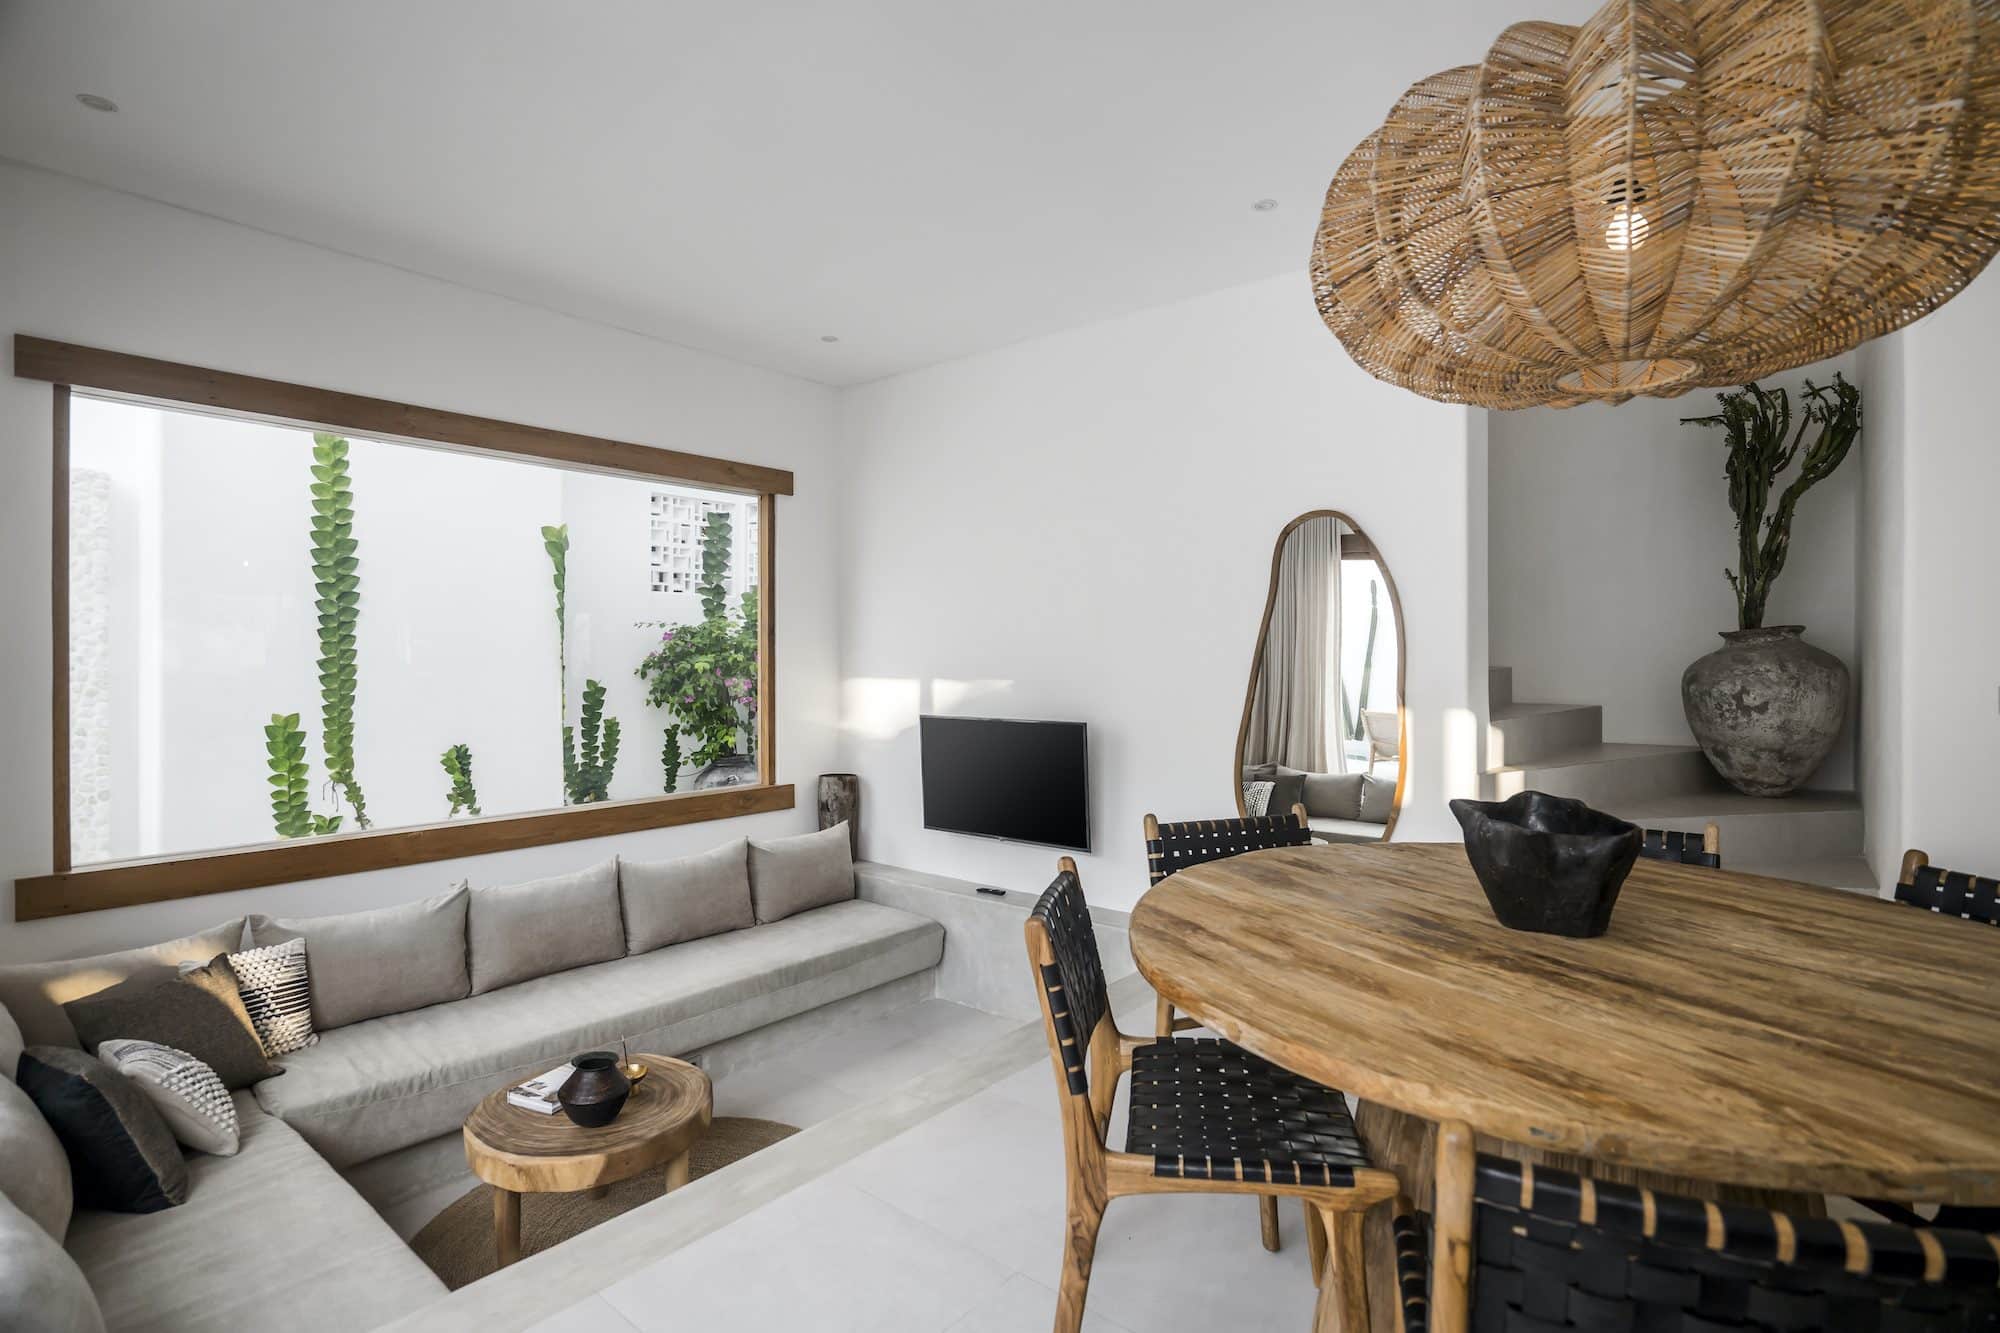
506, 1063, 573, 1115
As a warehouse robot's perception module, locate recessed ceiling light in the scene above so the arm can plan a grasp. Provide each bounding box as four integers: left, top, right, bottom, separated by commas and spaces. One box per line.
819, 335, 840, 343
76, 93, 118, 113
1252, 198, 1278, 212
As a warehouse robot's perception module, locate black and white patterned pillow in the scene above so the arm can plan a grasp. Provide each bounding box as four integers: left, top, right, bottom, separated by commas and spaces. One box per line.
96, 1039, 239, 1156
224, 938, 316, 1057
1242, 780, 1275, 818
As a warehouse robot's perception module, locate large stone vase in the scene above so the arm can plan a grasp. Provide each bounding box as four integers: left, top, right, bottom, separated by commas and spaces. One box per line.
1681, 625, 1848, 797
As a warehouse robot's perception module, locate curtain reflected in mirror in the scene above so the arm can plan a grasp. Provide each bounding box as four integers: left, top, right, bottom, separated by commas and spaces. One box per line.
1237, 511, 1405, 842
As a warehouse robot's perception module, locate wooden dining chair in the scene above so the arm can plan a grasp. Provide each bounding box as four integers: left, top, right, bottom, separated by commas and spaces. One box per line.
1026, 859, 1398, 1333
1403, 1124, 2000, 1333
1143, 806, 1312, 1036
1636, 821, 1721, 867
1894, 849, 2000, 925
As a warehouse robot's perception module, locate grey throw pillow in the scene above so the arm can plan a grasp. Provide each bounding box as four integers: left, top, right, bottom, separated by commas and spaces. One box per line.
16, 1048, 188, 1214
1300, 771, 1366, 822
0, 1077, 71, 1241
621, 840, 755, 953
96, 1041, 238, 1157
0, 1002, 21, 1083
468, 859, 624, 995
1262, 769, 1306, 821
1359, 774, 1397, 824
748, 824, 855, 924
247, 885, 470, 1030
0, 920, 246, 1050
62, 963, 278, 1090
0, 1191, 105, 1333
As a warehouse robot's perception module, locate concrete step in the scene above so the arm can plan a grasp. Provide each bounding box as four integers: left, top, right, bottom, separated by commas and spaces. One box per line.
1606, 789, 1864, 865
1488, 702, 1604, 768
1482, 742, 1722, 806
1734, 856, 1880, 897
1489, 665, 1513, 712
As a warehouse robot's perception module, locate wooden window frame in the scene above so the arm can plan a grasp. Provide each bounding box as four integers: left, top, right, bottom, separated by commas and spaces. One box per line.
14, 335, 794, 920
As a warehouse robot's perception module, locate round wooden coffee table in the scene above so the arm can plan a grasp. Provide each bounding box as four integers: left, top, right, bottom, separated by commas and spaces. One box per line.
463, 1054, 712, 1267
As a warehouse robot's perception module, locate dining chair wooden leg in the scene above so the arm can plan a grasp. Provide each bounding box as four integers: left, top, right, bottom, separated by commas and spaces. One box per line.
1430, 1120, 1477, 1333
1154, 993, 1175, 1038
1304, 1198, 1328, 1285
1054, 1189, 1106, 1333
1259, 1195, 1281, 1252
1309, 1206, 1369, 1333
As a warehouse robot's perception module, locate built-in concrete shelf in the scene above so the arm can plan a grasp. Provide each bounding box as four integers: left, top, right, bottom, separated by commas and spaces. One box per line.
855, 861, 1134, 1021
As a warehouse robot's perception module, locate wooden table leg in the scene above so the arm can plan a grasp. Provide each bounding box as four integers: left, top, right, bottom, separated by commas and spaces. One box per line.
493, 1187, 521, 1268
1309, 1206, 1370, 1333
665, 1150, 691, 1192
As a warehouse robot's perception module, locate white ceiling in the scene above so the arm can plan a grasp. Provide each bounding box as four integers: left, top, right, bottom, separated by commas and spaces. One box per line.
0, 0, 1594, 385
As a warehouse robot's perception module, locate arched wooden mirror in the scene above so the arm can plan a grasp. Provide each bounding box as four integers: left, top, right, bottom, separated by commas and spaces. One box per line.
1236, 510, 1406, 841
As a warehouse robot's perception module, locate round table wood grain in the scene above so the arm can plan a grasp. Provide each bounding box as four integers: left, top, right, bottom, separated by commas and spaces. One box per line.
1128, 841, 2000, 1206
463, 1055, 712, 1267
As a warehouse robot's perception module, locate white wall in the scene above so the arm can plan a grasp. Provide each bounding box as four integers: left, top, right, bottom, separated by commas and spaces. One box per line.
837, 274, 1486, 913
0, 161, 840, 963
1864, 273, 2000, 889
1488, 354, 1862, 789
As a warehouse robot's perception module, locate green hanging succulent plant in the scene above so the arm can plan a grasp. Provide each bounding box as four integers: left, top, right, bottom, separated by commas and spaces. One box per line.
310, 433, 368, 828
660, 727, 682, 795
698, 509, 732, 622
562, 678, 620, 803
265, 713, 341, 838
440, 743, 481, 817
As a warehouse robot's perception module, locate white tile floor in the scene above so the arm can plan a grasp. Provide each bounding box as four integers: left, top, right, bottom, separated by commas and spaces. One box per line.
508, 990, 1325, 1333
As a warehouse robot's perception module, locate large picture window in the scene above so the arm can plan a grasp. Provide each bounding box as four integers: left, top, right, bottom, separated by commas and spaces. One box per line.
18, 336, 792, 919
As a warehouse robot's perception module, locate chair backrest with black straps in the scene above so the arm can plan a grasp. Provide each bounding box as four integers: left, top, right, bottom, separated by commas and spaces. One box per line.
1637, 821, 1721, 868
1896, 849, 2000, 926
1143, 808, 1311, 887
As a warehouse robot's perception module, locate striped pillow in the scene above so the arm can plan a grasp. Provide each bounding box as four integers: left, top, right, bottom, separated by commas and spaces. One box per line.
97, 1039, 239, 1156
225, 938, 317, 1057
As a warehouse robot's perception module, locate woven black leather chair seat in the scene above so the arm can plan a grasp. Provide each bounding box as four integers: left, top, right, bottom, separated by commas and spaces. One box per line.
1638, 827, 1721, 868
1125, 1038, 1370, 1187
1401, 1156, 2000, 1333
1897, 862, 2000, 925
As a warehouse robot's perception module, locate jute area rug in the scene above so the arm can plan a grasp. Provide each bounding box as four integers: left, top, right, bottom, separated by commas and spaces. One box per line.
412, 1116, 799, 1290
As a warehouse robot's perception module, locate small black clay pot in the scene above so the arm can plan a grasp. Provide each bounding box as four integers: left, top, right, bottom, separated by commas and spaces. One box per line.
1449, 791, 1641, 938
557, 1052, 631, 1128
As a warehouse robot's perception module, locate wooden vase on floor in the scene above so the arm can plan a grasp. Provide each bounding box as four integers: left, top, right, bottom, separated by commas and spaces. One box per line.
817, 774, 859, 861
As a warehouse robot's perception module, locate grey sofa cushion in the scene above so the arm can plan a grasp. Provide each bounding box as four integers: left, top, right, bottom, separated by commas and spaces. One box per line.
255, 899, 943, 1167
0, 1191, 104, 1333
62, 962, 278, 1090
748, 824, 855, 924
1298, 771, 1365, 822
0, 1076, 71, 1241
16, 1048, 187, 1215
247, 886, 470, 1030
1359, 773, 1396, 823
0, 921, 246, 1050
66, 1093, 444, 1333
0, 1002, 21, 1082
468, 859, 624, 995
621, 840, 754, 953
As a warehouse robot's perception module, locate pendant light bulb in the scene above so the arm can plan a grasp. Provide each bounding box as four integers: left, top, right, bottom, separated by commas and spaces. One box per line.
1605, 205, 1650, 251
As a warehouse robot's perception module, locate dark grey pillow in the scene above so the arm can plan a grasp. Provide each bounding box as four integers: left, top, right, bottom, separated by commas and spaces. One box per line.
62, 963, 278, 1090
16, 1048, 187, 1215
1262, 769, 1306, 820
748, 825, 855, 924
1300, 771, 1366, 822
247, 885, 470, 1029
621, 840, 754, 953
1241, 762, 1277, 784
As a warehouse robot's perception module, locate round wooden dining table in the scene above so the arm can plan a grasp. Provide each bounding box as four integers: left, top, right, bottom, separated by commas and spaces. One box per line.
1129, 841, 2000, 1324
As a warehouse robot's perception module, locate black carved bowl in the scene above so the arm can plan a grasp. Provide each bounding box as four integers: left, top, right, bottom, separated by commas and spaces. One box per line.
557, 1052, 631, 1128
1448, 791, 1641, 938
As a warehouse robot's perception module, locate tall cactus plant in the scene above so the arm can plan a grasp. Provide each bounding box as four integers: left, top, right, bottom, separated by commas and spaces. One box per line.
562, 678, 620, 803
310, 433, 368, 828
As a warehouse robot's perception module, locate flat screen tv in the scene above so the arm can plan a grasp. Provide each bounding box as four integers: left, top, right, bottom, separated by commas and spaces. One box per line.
919, 715, 1090, 852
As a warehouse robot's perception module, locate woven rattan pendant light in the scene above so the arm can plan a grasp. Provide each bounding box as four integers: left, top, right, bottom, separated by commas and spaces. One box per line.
1312, 0, 2000, 409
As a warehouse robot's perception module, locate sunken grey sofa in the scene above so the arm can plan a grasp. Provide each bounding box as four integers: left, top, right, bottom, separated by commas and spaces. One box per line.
0, 825, 943, 1332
